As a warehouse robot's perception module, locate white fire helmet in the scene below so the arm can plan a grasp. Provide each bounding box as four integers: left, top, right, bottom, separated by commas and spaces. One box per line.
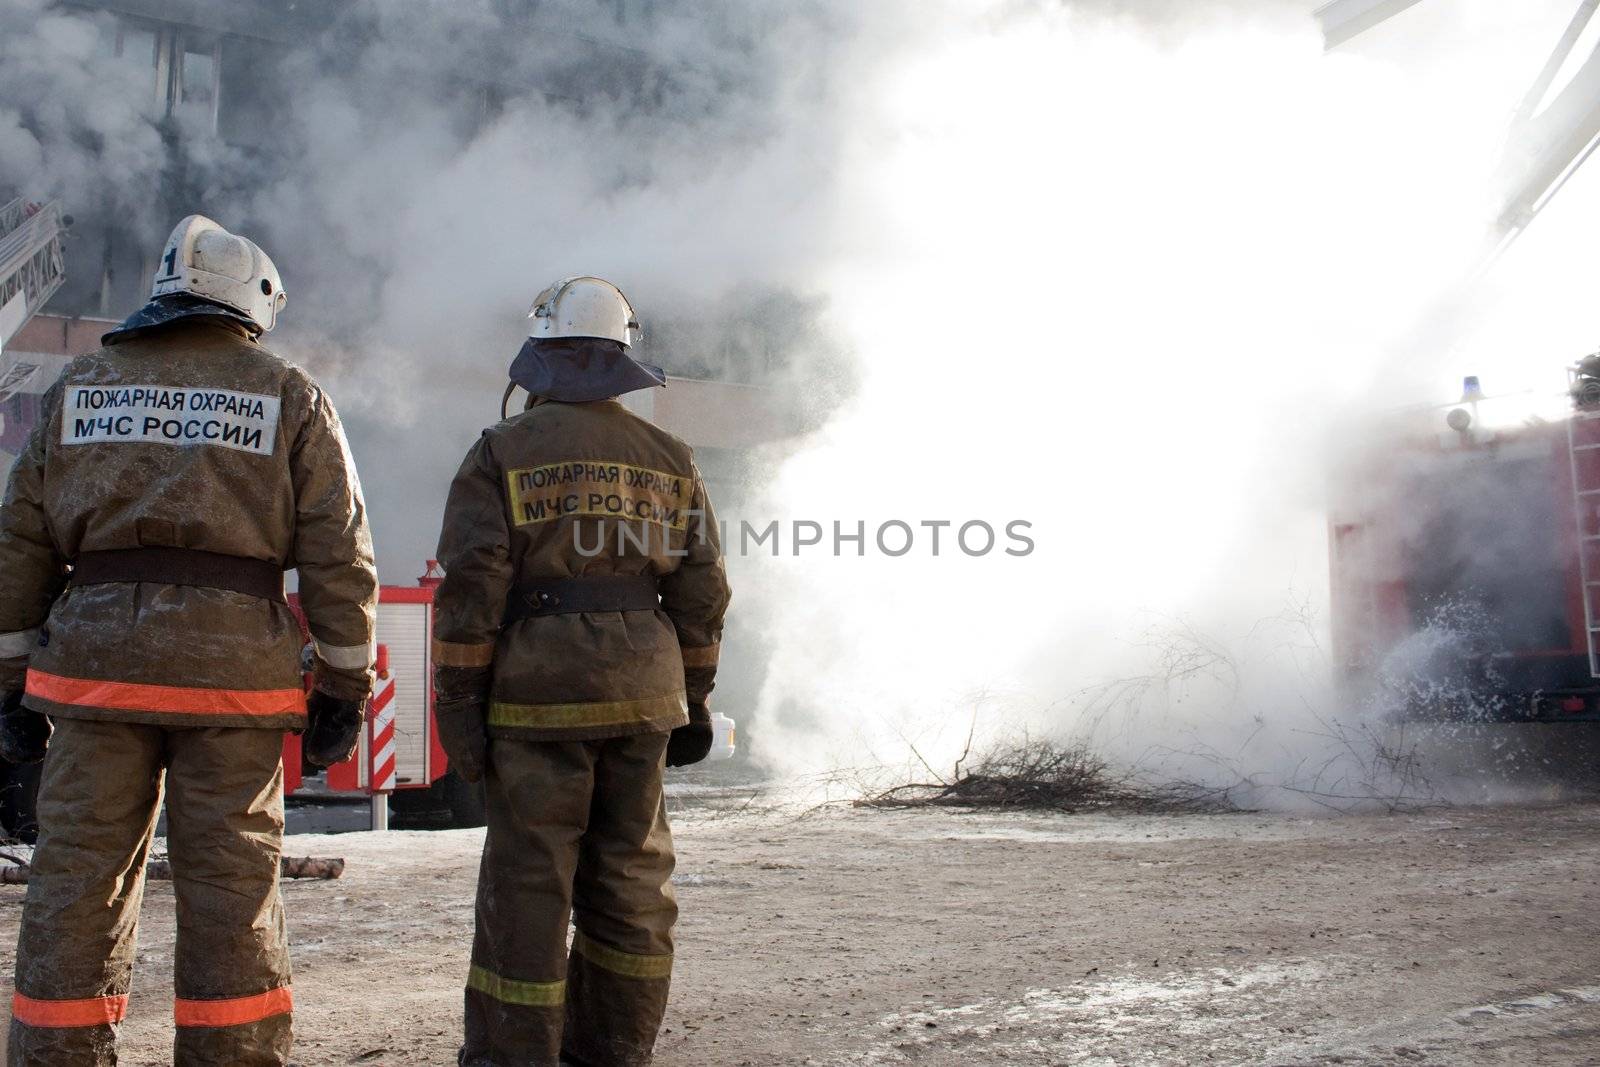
527, 276, 641, 347
151, 215, 286, 333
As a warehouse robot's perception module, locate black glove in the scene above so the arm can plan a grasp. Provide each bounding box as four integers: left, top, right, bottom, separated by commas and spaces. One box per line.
666, 701, 714, 768
434, 666, 489, 784
0, 691, 51, 765
303, 689, 364, 769
435, 697, 487, 784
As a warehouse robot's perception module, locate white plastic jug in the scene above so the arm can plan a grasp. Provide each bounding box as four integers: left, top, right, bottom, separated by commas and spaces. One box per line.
710, 712, 737, 760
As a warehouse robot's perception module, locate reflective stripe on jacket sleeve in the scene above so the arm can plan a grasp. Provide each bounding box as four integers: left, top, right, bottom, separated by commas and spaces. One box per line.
313, 636, 374, 671
432, 638, 495, 668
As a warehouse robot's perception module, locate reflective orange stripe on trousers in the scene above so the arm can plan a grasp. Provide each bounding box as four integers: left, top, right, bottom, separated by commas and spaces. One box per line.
12, 991, 129, 1028
174, 987, 293, 1027
26, 670, 307, 717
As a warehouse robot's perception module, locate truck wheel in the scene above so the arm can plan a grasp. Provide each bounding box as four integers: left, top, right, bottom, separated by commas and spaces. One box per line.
445, 772, 487, 829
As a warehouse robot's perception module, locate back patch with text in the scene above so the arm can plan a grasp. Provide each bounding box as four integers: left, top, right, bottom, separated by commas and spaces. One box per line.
61, 385, 280, 456
507, 461, 691, 529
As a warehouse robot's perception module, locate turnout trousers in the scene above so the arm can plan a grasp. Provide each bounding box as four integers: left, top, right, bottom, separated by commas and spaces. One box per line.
462, 732, 677, 1067
8, 718, 292, 1066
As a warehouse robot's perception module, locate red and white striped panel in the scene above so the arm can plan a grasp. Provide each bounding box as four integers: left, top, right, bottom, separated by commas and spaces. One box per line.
369, 673, 397, 794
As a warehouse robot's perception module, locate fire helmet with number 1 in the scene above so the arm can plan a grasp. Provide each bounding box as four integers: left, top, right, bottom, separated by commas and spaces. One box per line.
103, 215, 287, 344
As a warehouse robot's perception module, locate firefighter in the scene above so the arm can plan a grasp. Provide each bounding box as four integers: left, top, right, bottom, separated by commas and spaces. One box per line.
433, 276, 731, 1067
0, 215, 378, 1067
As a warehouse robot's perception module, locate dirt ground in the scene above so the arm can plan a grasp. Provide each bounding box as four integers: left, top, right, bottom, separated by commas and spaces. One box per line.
2, 800, 1600, 1066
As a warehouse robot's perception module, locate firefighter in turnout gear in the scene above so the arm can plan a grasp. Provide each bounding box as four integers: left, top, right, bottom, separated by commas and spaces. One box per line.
434, 276, 731, 1066
0, 216, 378, 1067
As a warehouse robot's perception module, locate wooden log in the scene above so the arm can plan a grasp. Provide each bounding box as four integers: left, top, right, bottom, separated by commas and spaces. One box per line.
280, 856, 346, 880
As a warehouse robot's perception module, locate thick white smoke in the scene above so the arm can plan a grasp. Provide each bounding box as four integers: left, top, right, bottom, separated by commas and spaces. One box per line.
0, 0, 170, 265
739, 0, 1600, 803
0, 2, 155, 203
235, 0, 884, 574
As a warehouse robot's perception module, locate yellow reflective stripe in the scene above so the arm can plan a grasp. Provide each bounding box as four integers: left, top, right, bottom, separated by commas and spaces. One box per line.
432, 638, 496, 668
466, 965, 565, 1007
573, 932, 673, 980
679, 642, 719, 668
488, 693, 686, 730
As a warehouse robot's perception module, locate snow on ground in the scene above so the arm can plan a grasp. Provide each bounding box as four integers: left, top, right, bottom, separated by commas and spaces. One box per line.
1, 801, 1599, 1064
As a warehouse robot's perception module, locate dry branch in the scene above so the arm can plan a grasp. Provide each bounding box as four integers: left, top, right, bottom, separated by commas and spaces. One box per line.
857, 737, 1232, 814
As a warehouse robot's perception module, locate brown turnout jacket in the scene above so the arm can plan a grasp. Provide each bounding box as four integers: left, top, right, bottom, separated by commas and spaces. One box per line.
0, 318, 378, 729
433, 398, 730, 741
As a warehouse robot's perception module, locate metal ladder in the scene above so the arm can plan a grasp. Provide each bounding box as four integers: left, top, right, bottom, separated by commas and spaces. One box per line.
1567, 383, 1600, 676
0, 198, 66, 351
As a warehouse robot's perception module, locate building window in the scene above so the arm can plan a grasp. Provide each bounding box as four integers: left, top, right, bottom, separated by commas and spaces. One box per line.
97, 20, 160, 100
96, 17, 222, 134
177, 43, 220, 128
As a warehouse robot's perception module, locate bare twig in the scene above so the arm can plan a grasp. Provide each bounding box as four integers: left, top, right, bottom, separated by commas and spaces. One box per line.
857, 737, 1232, 815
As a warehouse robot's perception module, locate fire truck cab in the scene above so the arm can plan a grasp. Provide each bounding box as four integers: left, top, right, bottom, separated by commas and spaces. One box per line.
285, 561, 485, 827
1330, 362, 1600, 722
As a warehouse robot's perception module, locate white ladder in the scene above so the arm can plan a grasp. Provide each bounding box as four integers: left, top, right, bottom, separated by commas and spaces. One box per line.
1567, 392, 1600, 677
0, 198, 66, 351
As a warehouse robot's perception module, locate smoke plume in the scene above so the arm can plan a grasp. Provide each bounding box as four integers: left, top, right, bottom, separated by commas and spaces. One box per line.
738, 0, 1600, 803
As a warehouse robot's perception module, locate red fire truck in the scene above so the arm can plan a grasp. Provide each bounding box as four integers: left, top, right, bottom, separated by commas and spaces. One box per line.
0, 563, 481, 840
283, 561, 485, 828
1329, 360, 1600, 722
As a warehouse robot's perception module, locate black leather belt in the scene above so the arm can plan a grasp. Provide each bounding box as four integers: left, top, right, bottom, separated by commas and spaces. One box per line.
505, 575, 660, 622
70, 548, 286, 603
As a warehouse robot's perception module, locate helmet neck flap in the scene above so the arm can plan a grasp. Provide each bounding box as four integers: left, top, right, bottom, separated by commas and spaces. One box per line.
102, 293, 261, 346
504, 336, 666, 414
